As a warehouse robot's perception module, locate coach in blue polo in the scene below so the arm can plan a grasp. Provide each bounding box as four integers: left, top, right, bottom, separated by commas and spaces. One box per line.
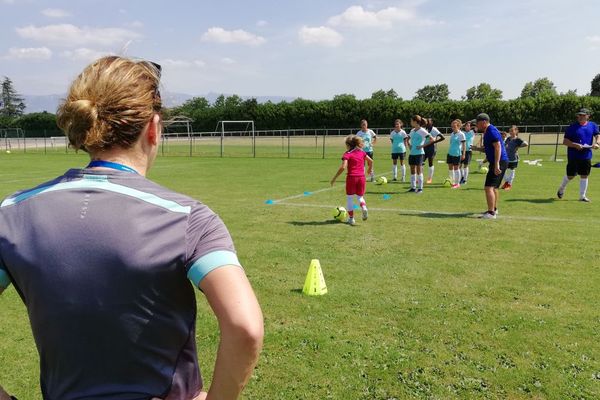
472, 113, 508, 219
556, 108, 600, 202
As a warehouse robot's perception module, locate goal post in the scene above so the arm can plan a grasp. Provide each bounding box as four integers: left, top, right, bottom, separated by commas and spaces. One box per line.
215, 120, 256, 157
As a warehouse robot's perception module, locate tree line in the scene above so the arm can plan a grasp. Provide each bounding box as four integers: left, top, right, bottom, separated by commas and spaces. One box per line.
3, 75, 600, 135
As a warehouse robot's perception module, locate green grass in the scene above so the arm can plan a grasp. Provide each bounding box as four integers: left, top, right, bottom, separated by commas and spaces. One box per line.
0, 148, 599, 399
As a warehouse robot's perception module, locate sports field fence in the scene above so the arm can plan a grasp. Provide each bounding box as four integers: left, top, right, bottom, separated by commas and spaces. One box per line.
0, 125, 579, 161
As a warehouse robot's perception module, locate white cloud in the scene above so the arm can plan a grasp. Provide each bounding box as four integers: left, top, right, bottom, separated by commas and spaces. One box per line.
2, 0, 16, 4
586, 35, 600, 44
298, 26, 343, 47
201, 27, 265, 46
221, 57, 235, 65
5, 47, 52, 60
256, 20, 268, 27
16, 24, 142, 47
126, 20, 144, 29
42, 8, 71, 18
160, 58, 206, 68
328, 6, 423, 28
61, 48, 110, 61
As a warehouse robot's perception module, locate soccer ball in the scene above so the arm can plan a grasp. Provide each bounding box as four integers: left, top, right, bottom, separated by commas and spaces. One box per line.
480, 166, 489, 174
375, 176, 388, 185
443, 178, 452, 187
333, 206, 348, 222
5, 150, 11, 154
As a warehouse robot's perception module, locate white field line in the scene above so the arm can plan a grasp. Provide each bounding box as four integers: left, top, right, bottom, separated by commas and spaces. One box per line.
273, 201, 590, 223
271, 172, 387, 203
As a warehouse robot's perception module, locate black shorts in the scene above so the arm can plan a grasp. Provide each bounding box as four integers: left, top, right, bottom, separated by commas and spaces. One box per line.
484, 161, 508, 188
446, 155, 461, 166
391, 152, 406, 161
365, 151, 373, 159
566, 159, 591, 177
424, 145, 436, 160
409, 154, 424, 166
508, 161, 519, 169
461, 151, 472, 166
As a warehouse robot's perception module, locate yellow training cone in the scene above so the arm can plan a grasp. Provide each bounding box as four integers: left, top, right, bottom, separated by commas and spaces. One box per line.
302, 259, 328, 296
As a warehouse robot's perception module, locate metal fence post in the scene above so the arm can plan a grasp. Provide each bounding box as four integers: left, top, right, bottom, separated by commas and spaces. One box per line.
554, 125, 561, 161
287, 129, 291, 159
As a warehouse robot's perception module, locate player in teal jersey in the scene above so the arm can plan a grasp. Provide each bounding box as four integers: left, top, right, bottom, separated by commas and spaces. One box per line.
460, 121, 476, 184
446, 119, 466, 188
406, 115, 432, 193
389, 119, 408, 181
357, 119, 377, 182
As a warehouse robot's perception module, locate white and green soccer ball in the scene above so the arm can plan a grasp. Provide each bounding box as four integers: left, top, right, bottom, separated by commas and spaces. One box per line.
443, 178, 452, 187
375, 176, 388, 185
480, 166, 489, 174
333, 206, 348, 222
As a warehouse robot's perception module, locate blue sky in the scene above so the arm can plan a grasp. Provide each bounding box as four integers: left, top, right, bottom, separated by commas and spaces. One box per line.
1, 0, 600, 100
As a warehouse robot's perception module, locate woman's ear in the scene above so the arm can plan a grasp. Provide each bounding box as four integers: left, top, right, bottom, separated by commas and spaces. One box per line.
147, 114, 161, 146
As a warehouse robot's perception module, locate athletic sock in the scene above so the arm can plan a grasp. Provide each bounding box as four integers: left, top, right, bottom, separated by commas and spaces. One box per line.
418, 173, 424, 189
428, 166, 435, 180
454, 169, 460, 184
392, 165, 398, 179
346, 195, 354, 214
580, 178, 589, 198
410, 174, 416, 189
401, 165, 406, 180
356, 195, 367, 209
464, 167, 469, 181
507, 169, 516, 184
448, 170, 453, 183
559, 175, 570, 192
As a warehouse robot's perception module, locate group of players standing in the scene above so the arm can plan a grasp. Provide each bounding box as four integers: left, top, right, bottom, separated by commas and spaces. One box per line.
331, 109, 600, 224
355, 116, 528, 193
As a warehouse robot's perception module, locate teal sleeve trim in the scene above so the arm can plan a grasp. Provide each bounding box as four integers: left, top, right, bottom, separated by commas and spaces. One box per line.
187, 250, 241, 288
0, 268, 11, 289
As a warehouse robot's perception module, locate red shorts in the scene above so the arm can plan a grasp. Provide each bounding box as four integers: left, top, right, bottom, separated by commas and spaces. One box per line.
346, 175, 366, 196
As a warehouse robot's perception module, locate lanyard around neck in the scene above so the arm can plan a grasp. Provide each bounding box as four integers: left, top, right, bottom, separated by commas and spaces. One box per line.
86, 160, 139, 174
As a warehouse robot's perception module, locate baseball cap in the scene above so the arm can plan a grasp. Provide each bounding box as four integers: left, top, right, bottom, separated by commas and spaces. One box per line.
476, 113, 490, 122
576, 108, 591, 115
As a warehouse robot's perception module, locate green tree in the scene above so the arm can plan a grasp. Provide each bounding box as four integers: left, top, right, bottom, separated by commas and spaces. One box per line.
370, 89, 399, 101
591, 73, 600, 96
463, 83, 503, 101
520, 77, 557, 98
413, 84, 450, 103
1, 76, 26, 117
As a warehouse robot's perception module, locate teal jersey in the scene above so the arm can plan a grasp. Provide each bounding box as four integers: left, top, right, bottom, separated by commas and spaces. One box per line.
390, 129, 407, 153
448, 131, 466, 156
357, 129, 376, 152
409, 128, 429, 155
464, 130, 475, 150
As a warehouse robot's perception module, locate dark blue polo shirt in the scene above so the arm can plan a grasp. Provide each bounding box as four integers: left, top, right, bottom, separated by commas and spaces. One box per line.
564, 121, 599, 160
483, 124, 508, 163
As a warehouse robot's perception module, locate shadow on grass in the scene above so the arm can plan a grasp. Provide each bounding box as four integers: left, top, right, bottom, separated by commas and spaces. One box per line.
505, 198, 555, 204
288, 220, 341, 226
398, 211, 474, 219
290, 288, 303, 294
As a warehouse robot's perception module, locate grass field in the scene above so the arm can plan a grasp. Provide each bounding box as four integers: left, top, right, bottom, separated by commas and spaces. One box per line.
0, 143, 599, 399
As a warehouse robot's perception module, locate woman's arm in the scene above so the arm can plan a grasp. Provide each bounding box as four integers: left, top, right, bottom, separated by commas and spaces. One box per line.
200, 266, 264, 400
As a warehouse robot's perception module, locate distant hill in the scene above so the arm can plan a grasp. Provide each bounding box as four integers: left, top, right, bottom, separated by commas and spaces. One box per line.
22, 92, 298, 114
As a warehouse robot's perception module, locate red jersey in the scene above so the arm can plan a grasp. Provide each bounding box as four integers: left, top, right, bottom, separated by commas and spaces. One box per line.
342, 148, 367, 177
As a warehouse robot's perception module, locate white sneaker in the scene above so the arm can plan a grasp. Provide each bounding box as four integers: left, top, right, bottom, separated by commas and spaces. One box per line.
347, 217, 356, 226
362, 208, 368, 221
580, 197, 591, 203
480, 211, 496, 219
